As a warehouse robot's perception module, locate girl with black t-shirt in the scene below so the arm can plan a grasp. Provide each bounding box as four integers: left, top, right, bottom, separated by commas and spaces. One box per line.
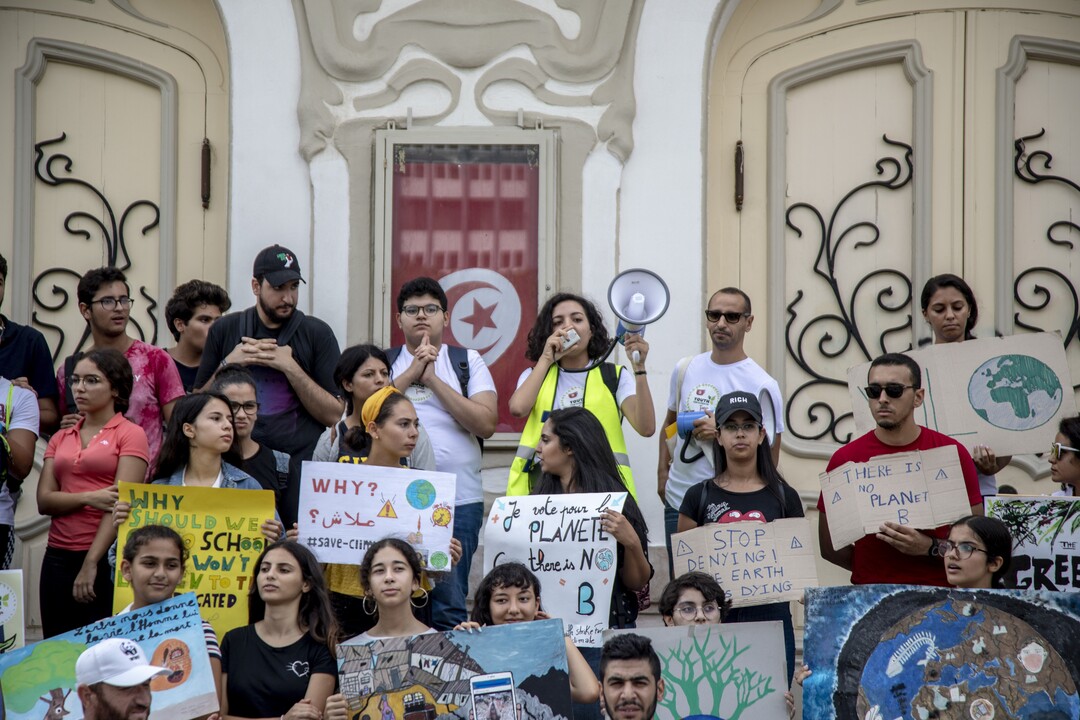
677, 391, 803, 684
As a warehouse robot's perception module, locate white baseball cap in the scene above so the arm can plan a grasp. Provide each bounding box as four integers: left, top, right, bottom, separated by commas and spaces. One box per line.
76, 638, 170, 687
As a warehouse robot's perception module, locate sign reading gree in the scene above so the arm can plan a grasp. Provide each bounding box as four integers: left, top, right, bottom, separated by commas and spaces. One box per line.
113, 483, 276, 639
847, 333, 1075, 456
986, 496, 1080, 592
483, 492, 627, 648
670, 518, 817, 606
819, 446, 972, 549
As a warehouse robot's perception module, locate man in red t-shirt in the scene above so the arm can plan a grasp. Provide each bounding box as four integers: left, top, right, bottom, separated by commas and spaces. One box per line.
817, 353, 982, 585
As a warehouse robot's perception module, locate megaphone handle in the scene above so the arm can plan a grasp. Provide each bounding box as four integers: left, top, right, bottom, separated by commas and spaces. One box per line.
632, 350, 641, 365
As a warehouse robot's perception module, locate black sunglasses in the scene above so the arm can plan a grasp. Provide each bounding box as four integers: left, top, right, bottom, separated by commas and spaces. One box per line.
864, 383, 915, 399
704, 309, 749, 324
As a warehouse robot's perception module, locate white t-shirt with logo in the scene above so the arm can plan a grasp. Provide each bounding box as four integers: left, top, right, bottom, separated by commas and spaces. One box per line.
390, 344, 496, 505
515, 365, 635, 412
664, 353, 785, 511
0, 379, 40, 525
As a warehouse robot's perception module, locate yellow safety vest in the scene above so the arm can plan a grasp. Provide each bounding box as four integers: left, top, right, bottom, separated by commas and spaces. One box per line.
506, 364, 637, 498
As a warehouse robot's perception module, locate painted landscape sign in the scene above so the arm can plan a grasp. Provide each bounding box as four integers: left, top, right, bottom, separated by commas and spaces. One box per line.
804, 585, 1080, 719
986, 495, 1080, 592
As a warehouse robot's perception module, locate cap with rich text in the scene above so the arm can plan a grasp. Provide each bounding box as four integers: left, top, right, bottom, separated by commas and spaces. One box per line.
253, 245, 305, 287
75, 638, 170, 688
714, 391, 763, 425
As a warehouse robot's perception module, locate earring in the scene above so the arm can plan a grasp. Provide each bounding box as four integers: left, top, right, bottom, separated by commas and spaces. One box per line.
410, 587, 429, 609
362, 595, 378, 616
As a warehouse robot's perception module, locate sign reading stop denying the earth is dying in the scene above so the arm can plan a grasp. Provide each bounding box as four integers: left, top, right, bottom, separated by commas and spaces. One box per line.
298, 461, 456, 569
847, 333, 1075, 456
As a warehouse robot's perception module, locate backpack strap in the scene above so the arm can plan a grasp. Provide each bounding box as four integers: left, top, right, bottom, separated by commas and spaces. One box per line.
447, 345, 470, 398
62, 354, 77, 415
272, 449, 291, 490
697, 481, 709, 524
385, 346, 402, 369
599, 362, 623, 420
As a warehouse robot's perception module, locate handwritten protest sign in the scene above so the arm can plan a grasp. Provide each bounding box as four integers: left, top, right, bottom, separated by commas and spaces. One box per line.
986, 495, 1080, 592
847, 333, 1075, 455
483, 492, 627, 648
671, 518, 817, 606
298, 461, 456, 570
0, 570, 24, 652
113, 482, 275, 639
0, 594, 217, 720
819, 445, 972, 548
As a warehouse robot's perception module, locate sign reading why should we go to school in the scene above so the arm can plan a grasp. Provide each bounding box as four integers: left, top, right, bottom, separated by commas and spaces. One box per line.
0, 594, 218, 720
986, 495, 1080, 592
483, 492, 627, 648
113, 482, 276, 639
298, 461, 456, 569
671, 518, 817, 607
819, 445, 972, 549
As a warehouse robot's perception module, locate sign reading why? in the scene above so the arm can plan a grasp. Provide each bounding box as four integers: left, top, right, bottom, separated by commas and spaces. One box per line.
483, 492, 627, 648
671, 518, 817, 607
819, 445, 972, 549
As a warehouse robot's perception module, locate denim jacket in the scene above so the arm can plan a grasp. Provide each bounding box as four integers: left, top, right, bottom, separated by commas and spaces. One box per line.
152, 462, 282, 526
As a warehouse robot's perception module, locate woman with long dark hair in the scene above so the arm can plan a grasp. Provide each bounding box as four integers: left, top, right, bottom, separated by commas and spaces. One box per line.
677, 391, 803, 683
36, 348, 149, 637
221, 540, 338, 720
532, 406, 651, 720
920, 274, 1007, 492
943, 515, 1012, 589
507, 292, 654, 496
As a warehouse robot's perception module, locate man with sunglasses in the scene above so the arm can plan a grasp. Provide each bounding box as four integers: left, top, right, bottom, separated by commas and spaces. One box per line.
657, 287, 784, 580
57, 267, 184, 478
387, 276, 497, 630
817, 353, 983, 585
195, 245, 344, 526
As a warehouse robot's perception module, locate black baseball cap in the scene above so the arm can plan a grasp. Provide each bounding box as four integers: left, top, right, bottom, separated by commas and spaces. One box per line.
253, 245, 305, 287
714, 391, 763, 425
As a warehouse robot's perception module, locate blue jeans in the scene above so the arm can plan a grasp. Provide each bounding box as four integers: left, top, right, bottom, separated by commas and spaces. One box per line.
663, 502, 679, 583
725, 601, 795, 685
430, 501, 483, 631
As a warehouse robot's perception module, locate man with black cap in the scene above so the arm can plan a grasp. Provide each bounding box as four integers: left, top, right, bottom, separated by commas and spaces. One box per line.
76, 637, 169, 720
195, 245, 343, 525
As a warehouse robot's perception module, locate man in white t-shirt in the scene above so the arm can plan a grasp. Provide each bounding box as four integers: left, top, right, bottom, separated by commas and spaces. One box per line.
0, 376, 40, 568
389, 277, 498, 629
656, 287, 785, 578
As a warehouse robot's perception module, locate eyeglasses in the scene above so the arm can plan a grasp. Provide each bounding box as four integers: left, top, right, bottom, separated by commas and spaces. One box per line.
864, 383, 915, 399
720, 422, 760, 434
402, 303, 443, 317
938, 540, 988, 560
674, 602, 721, 620
68, 375, 103, 388
1050, 442, 1080, 461
229, 401, 260, 415
89, 296, 133, 311
704, 309, 749, 324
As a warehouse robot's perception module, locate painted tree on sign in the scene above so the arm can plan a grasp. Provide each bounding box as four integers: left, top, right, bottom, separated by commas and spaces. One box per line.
1, 640, 86, 715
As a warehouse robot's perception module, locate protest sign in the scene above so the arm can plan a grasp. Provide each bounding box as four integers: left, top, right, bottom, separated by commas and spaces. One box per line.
483, 492, 627, 647
297, 461, 456, 569
670, 517, 817, 606
847, 333, 1075, 455
607, 622, 787, 720
804, 585, 1080, 719
819, 445, 972, 548
0, 593, 218, 720
0, 570, 24, 652
113, 482, 275, 639
337, 619, 571, 720
986, 495, 1080, 592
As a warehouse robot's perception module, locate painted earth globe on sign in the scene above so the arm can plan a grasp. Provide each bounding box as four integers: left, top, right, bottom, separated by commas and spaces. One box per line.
406, 478, 438, 510
967, 355, 1062, 431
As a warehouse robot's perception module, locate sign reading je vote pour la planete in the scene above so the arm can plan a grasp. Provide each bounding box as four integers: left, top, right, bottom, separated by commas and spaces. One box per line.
819, 445, 973, 549
483, 492, 627, 648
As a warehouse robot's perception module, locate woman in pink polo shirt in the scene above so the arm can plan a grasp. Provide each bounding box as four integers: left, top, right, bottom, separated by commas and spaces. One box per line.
36, 348, 149, 637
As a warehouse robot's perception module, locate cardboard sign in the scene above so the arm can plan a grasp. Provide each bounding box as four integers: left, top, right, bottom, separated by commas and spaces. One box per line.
607, 623, 788, 720
819, 445, 972, 548
986, 495, 1080, 592
670, 518, 817, 607
0, 594, 218, 720
113, 482, 276, 639
847, 333, 1075, 455
803, 585, 1080, 719
0, 570, 25, 653
297, 461, 456, 569
337, 620, 571, 720
482, 492, 627, 648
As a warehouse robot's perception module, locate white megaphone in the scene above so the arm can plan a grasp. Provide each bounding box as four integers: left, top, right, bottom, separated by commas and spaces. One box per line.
608, 269, 670, 364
